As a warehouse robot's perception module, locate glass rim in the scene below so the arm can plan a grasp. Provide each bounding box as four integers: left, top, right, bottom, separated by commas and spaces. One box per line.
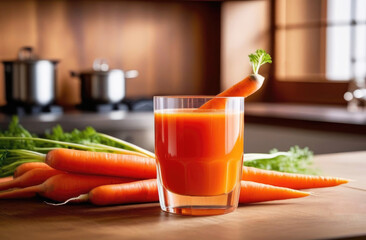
153, 95, 245, 100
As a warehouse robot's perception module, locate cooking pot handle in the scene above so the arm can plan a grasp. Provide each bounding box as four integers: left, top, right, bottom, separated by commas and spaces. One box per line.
93, 59, 109, 71
18, 46, 35, 60
125, 70, 139, 79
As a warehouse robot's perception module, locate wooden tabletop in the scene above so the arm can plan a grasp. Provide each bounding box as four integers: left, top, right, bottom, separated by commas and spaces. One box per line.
0, 151, 365, 240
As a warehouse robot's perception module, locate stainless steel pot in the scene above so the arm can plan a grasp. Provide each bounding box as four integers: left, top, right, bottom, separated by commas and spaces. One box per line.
2, 46, 59, 106
71, 59, 138, 104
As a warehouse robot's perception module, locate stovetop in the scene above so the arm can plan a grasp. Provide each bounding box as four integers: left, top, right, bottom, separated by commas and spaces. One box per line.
76, 98, 153, 113
0, 98, 153, 116
0, 103, 63, 115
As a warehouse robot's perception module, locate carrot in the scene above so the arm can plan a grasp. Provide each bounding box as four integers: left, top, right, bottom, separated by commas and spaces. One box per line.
45, 149, 156, 179
239, 181, 309, 204
59, 179, 309, 206
0, 176, 13, 183
75, 179, 159, 206
199, 49, 271, 109
0, 173, 135, 202
13, 162, 52, 178
242, 166, 349, 189
0, 168, 62, 191
199, 75, 265, 109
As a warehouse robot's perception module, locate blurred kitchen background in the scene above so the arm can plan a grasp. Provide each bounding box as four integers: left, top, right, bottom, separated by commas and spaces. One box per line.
0, 0, 365, 154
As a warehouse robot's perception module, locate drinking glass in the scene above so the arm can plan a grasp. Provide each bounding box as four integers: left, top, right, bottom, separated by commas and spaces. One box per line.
154, 96, 244, 216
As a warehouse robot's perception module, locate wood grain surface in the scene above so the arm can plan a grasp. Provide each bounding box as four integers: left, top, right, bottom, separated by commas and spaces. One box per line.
0, 151, 365, 240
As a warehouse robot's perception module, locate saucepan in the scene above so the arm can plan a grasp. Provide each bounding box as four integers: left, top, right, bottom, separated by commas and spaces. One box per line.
71, 59, 138, 104
2, 46, 59, 106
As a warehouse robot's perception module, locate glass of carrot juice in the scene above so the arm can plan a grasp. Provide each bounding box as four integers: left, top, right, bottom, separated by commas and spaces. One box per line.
154, 96, 244, 216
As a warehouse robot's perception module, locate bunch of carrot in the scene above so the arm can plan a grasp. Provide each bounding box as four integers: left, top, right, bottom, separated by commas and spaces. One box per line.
0, 148, 349, 205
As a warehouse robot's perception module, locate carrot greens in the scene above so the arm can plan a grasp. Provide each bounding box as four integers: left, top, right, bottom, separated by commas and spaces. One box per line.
0, 117, 154, 177
244, 146, 317, 175
248, 49, 272, 75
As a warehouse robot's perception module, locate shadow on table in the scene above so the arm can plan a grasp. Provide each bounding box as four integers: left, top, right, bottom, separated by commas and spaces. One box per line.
1, 198, 166, 225
2, 198, 304, 226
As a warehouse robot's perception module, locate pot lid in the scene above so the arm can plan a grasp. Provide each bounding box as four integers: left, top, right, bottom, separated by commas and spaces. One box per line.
75, 59, 129, 74
2, 46, 59, 63
71, 59, 138, 78
72, 59, 110, 75
80, 59, 117, 74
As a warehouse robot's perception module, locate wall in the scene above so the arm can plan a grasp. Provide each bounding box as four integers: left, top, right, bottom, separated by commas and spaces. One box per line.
0, 0, 221, 106
221, 0, 271, 102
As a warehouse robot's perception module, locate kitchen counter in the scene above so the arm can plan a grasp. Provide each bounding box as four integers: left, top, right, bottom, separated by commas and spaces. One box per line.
244, 103, 366, 154
245, 103, 366, 134
0, 151, 365, 240
0, 111, 154, 134
1, 103, 366, 154
2, 103, 365, 134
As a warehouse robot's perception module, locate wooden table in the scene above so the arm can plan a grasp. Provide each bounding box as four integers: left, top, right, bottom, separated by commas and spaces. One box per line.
0, 151, 365, 240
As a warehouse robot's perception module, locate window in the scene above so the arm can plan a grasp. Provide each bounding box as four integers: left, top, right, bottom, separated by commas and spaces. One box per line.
275, 0, 366, 82
272, 0, 366, 104
326, 0, 366, 81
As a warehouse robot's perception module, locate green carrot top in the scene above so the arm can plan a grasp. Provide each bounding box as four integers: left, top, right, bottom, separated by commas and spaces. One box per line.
249, 49, 272, 75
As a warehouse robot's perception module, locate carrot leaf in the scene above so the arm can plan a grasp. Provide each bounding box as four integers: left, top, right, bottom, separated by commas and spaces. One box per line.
0, 116, 155, 176
249, 49, 272, 75
244, 146, 318, 175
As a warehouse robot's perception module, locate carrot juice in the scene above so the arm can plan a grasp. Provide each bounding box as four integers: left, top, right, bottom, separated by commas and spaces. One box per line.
154, 96, 244, 215
155, 108, 244, 196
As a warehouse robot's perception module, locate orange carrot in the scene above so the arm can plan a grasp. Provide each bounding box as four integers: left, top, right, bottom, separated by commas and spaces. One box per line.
14, 162, 52, 178
0, 173, 135, 202
241, 166, 349, 189
83, 179, 158, 205
61, 179, 309, 206
200, 49, 271, 109
45, 148, 156, 179
0, 176, 13, 183
239, 181, 309, 204
199, 74, 265, 109
0, 168, 62, 191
